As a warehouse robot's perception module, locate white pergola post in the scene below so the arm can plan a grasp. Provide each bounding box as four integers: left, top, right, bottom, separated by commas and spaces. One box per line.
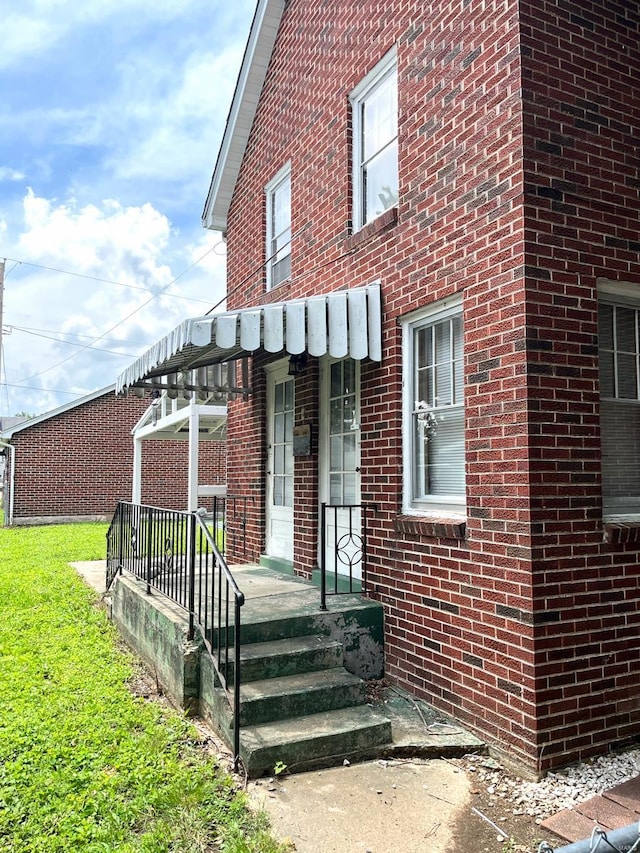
187, 399, 199, 512
132, 434, 143, 503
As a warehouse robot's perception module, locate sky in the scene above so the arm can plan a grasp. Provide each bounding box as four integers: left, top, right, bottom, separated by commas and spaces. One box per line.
0, 0, 257, 418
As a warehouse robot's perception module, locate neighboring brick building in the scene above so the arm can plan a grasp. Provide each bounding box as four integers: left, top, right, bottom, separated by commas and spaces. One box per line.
117, 0, 639, 774
1, 386, 226, 525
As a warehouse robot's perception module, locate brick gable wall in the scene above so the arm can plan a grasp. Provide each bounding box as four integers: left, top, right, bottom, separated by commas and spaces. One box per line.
222, 0, 639, 772
6, 392, 226, 522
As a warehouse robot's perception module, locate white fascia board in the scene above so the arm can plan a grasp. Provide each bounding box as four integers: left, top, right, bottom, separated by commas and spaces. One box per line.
202, 0, 286, 233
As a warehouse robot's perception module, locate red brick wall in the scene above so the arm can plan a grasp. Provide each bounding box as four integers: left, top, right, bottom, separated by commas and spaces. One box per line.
520, 0, 640, 768
7, 391, 226, 521
221, 0, 639, 772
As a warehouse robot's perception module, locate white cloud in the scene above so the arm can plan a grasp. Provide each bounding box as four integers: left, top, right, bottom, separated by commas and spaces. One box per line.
0, 0, 205, 70
0, 167, 26, 182
2, 189, 226, 415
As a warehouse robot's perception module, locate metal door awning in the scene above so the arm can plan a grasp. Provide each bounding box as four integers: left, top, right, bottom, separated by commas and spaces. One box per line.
116, 283, 382, 395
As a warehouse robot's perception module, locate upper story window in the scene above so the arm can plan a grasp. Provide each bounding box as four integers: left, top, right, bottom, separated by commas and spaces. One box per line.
265, 163, 291, 290
598, 282, 640, 517
350, 49, 398, 231
402, 299, 465, 515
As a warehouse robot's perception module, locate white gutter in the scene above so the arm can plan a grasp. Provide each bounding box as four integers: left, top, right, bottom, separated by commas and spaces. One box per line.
0, 440, 15, 526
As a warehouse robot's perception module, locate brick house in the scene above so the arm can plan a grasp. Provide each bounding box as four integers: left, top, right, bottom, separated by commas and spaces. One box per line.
1, 386, 226, 526
117, 0, 639, 774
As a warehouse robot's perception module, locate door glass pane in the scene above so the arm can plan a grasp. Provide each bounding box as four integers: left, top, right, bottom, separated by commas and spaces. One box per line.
343, 432, 356, 470
330, 398, 342, 433
330, 474, 342, 504
331, 362, 342, 398
274, 412, 284, 443
343, 474, 356, 505
330, 436, 342, 471
284, 411, 293, 441
284, 477, 293, 507
284, 378, 294, 410
274, 477, 284, 506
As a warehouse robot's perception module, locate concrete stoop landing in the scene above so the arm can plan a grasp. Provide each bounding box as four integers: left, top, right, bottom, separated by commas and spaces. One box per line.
106, 562, 485, 778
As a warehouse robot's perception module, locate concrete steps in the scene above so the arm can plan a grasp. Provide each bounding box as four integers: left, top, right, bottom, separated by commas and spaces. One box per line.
239, 667, 366, 726
240, 705, 392, 777
223, 630, 391, 776
238, 634, 343, 682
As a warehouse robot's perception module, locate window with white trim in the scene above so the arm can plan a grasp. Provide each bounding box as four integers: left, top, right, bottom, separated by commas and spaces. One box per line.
265, 164, 291, 290
350, 49, 398, 231
403, 301, 465, 514
598, 289, 640, 516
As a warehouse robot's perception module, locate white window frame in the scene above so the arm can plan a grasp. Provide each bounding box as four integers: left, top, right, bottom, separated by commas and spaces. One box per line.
402, 297, 466, 516
597, 278, 640, 520
265, 162, 291, 291
350, 48, 398, 232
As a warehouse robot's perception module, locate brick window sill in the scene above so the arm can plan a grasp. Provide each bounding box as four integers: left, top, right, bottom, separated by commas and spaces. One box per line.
603, 518, 640, 544
346, 207, 398, 251
396, 515, 467, 540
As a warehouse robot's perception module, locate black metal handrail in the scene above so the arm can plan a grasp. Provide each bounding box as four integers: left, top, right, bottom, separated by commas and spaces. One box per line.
320, 502, 377, 610
105, 501, 244, 768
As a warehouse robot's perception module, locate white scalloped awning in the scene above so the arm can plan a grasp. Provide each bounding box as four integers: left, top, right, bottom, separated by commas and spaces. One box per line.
116, 284, 382, 395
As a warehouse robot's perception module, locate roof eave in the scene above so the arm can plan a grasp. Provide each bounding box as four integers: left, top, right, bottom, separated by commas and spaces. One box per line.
201, 0, 286, 232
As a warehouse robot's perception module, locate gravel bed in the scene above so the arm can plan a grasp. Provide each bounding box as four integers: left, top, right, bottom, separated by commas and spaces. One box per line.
467, 749, 640, 820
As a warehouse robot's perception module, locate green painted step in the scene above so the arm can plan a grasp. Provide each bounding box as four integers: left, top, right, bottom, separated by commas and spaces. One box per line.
237, 635, 343, 683
239, 705, 393, 777
238, 667, 365, 727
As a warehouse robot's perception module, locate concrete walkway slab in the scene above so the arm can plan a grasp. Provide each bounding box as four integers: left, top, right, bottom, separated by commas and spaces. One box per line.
248, 758, 471, 853
70, 560, 106, 594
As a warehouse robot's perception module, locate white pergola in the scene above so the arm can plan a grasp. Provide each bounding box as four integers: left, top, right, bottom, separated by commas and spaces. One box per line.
130, 392, 227, 512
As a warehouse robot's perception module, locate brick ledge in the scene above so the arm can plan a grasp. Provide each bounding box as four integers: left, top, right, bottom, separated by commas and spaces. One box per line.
396, 515, 467, 540
346, 207, 398, 250
603, 520, 640, 544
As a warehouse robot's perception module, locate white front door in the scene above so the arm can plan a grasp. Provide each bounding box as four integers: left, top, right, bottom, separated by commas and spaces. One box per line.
266, 362, 295, 562
320, 358, 362, 580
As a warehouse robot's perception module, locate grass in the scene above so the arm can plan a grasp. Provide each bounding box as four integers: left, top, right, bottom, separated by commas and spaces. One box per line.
0, 523, 290, 853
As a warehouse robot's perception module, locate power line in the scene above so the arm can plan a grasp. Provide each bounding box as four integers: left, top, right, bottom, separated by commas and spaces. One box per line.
2, 381, 93, 397
0, 252, 225, 305
9, 326, 138, 358
15, 242, 223, 385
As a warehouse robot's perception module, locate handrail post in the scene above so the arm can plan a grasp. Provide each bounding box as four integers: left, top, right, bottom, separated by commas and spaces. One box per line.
362, 504, 368, 593
117, 502, 124, 576
145, 506, 154, 595
187, 512, 196, 641
320, 502, 327, 611
233, 595, 242, 770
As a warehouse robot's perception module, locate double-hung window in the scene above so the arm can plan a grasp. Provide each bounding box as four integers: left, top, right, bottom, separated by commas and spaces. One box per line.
598, 282, 640, 516
265, 163, 291, 290
403, 300, 465, 515
350, 49, 398, 231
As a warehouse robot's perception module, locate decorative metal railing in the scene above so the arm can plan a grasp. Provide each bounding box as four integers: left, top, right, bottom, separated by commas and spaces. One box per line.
319, 503, 377, 610
106, 501, 244, 768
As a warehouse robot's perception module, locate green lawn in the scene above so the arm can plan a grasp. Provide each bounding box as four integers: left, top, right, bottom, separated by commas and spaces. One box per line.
0, 523, 289, 853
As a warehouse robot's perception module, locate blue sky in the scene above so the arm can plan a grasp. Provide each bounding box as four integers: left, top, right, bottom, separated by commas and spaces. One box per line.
0, 0, 256, 417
